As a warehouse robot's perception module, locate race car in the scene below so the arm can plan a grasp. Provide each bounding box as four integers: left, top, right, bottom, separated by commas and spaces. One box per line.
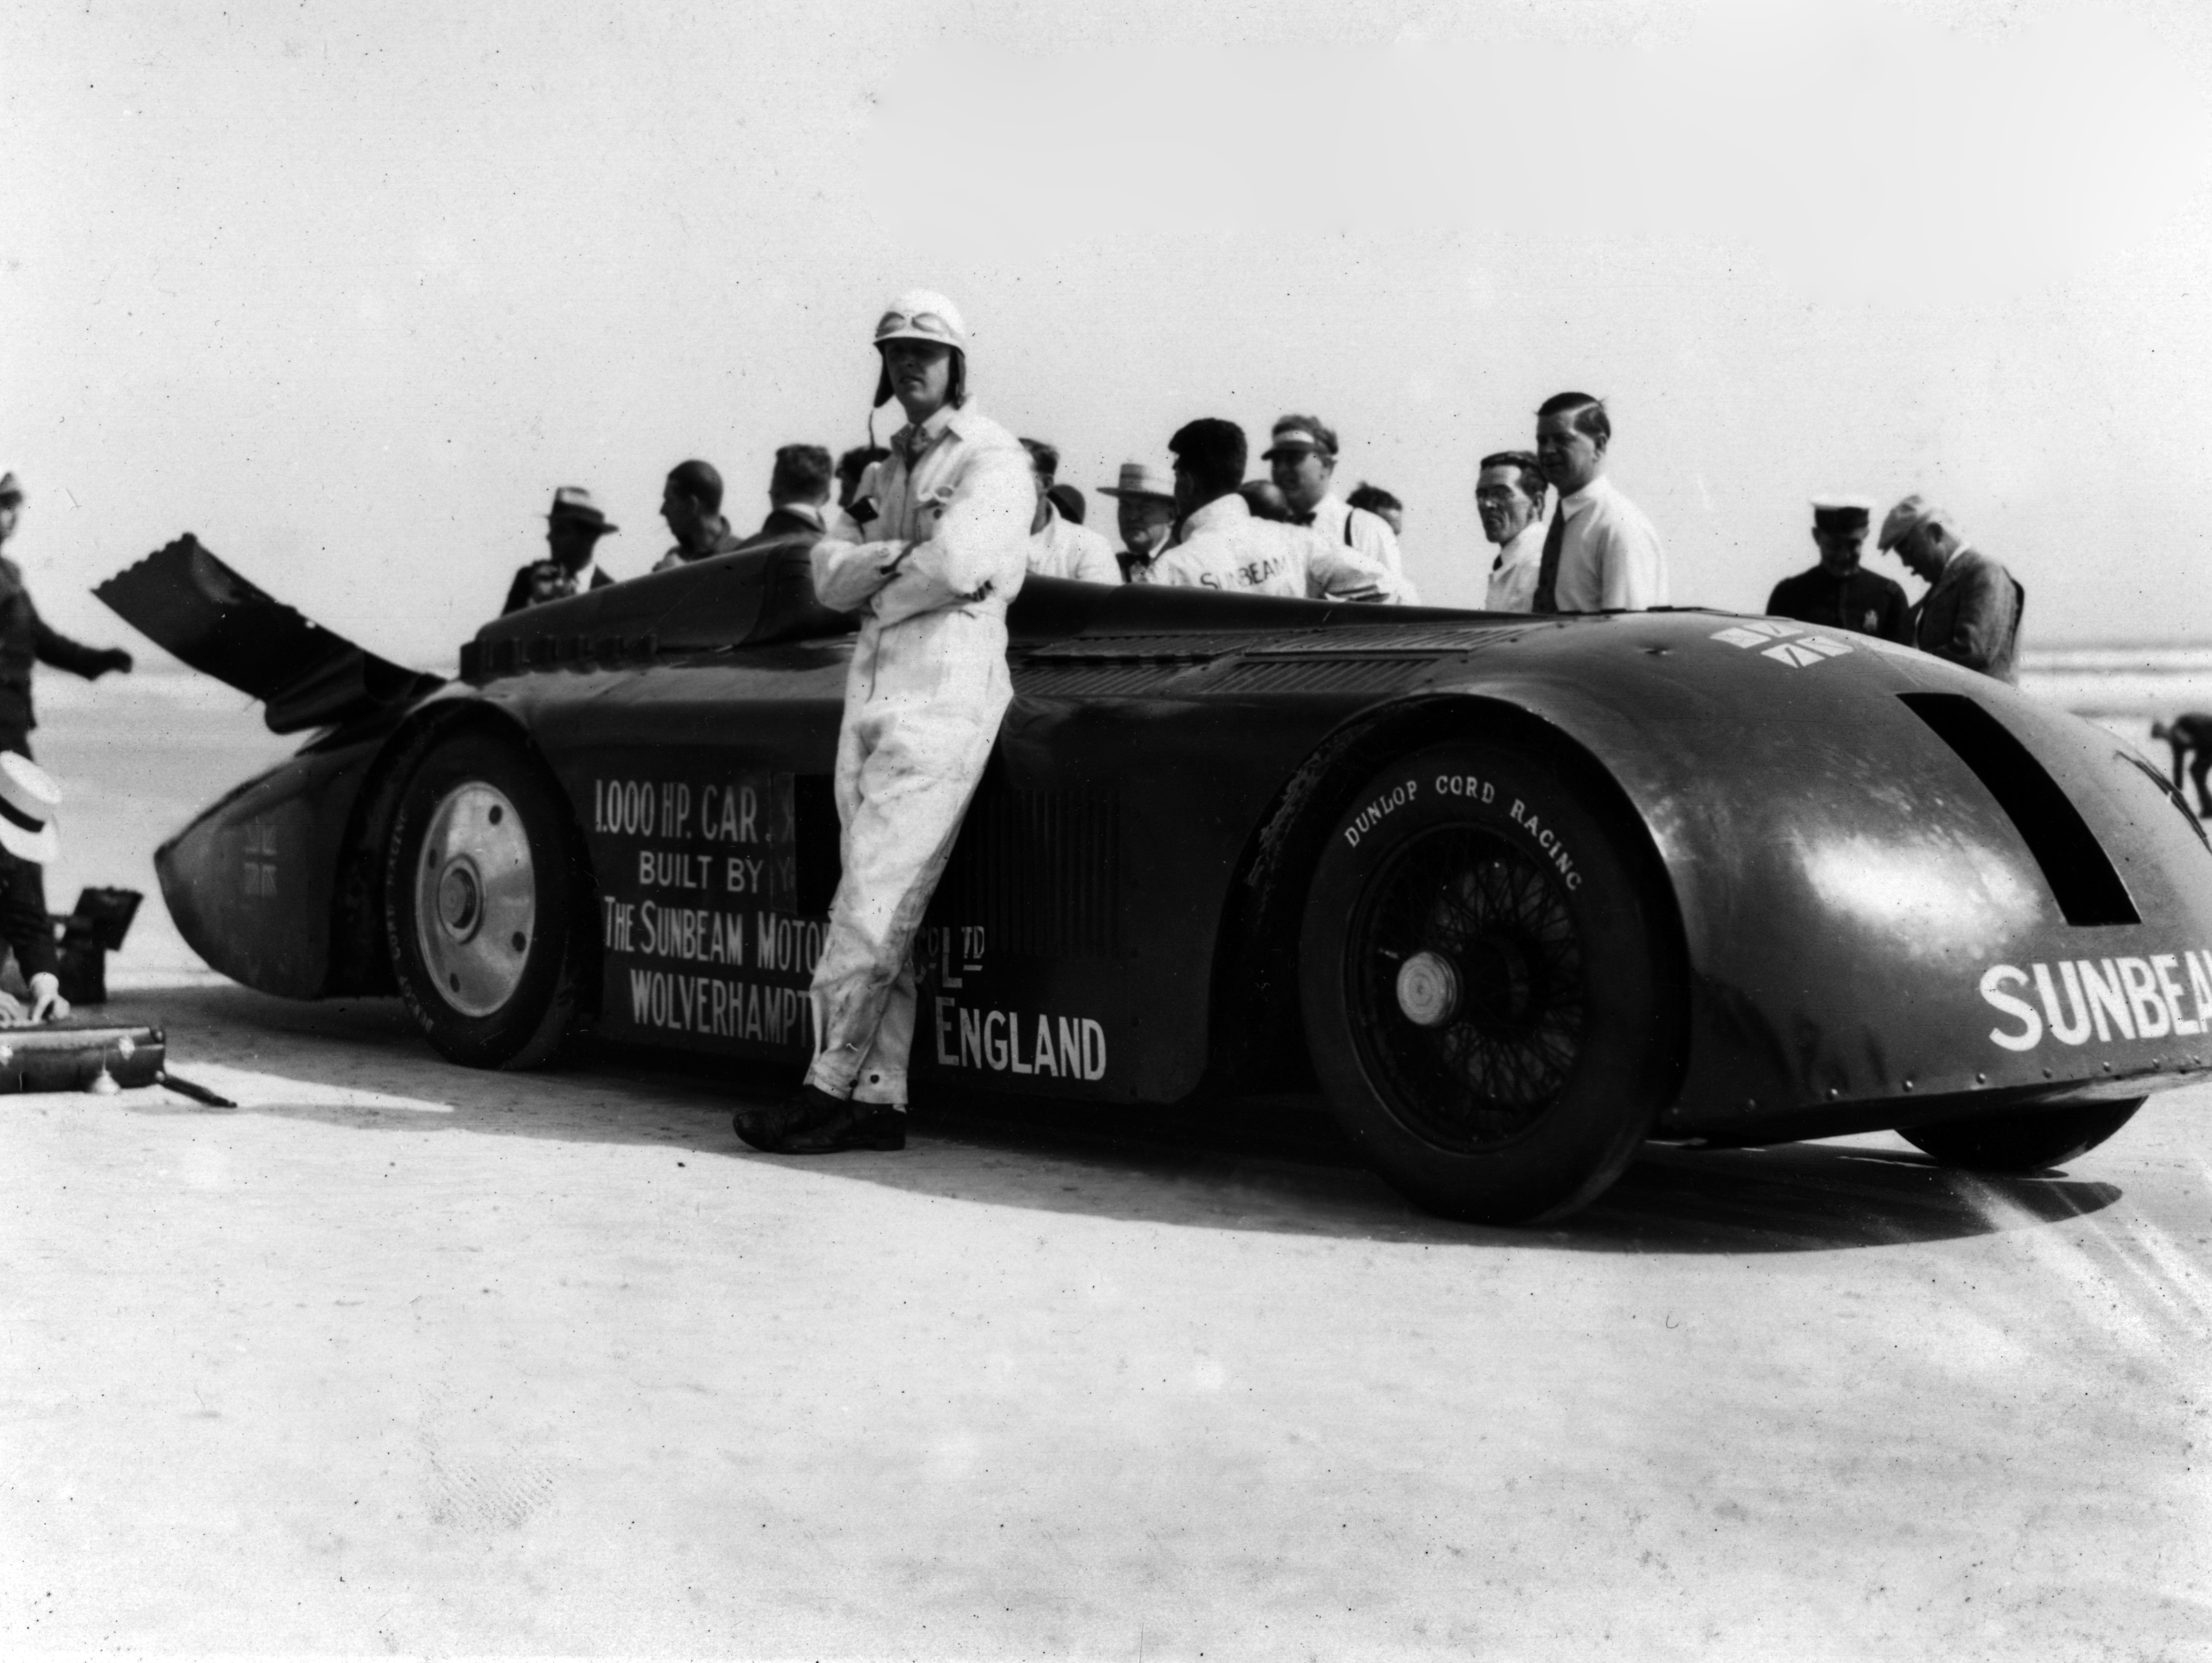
99, 534, 2212, 1223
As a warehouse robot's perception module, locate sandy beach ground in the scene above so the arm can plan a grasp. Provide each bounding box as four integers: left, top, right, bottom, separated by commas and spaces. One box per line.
1, 668, 2208, 1657
2, 983, 2208, 1658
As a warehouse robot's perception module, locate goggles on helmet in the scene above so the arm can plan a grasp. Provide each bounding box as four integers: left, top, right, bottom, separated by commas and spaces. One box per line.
875, 310, 962, 347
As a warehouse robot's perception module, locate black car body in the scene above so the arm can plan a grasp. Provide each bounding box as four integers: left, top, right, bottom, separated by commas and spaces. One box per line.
102, 535, 2212, 1219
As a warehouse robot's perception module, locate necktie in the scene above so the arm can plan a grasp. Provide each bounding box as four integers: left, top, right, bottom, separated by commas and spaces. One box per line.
1530, 511, 1567, 614
1292, 511, 1316, 528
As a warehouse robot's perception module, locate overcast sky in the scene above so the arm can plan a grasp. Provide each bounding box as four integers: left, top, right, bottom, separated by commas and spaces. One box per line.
9, 0, 2212, 668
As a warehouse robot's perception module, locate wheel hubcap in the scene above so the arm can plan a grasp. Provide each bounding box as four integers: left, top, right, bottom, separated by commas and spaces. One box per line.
1353, 826, 1587, 1152
1395, 952, 1461, 1027
414, 783, 535, 1018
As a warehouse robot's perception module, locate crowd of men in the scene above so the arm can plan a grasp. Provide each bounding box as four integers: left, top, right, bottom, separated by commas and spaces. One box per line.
503, 377, 2027, 687
613, 285, 2055, 1157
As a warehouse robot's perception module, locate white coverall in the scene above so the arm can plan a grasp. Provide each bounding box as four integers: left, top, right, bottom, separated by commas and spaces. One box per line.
1132, 492, 1398, 602
805, 403, 1033, 1106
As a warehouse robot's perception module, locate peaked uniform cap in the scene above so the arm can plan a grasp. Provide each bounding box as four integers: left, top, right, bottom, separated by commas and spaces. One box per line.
1810, 495, 1872, 532
0, 752, 61, 864
873, 290, 968, 351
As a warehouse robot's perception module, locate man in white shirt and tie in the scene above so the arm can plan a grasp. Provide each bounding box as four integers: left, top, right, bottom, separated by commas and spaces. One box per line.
1530, 393, 1668, 613
1475, 450, 1549, 612
1262, 414, 1417, 602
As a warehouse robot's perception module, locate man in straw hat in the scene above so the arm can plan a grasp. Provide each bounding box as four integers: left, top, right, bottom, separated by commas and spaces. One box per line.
0, 473, 134, 756
733, 289, 1032, 1155
0, 752, 70, 1023
503, 486, 618, 614
1766, 497, 1911, 642
1099, 461, 1179, 581
1878, 494, 2023, 683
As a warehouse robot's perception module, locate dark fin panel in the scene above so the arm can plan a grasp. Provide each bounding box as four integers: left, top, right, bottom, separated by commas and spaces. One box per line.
96, 535, 442, 733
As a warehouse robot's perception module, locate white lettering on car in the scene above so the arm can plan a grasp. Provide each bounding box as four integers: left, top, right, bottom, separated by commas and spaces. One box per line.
933, 996, 1108, 1081
1979, 965, 2042, 1051
1982, 949, 2212, 1051
625, 968, 813, 1045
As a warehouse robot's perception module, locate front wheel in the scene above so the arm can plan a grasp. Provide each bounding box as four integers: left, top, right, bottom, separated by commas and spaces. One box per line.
1901, 1099, 2143, 1173
385, 729, 592, 1069
1299, 739, 1682, 1224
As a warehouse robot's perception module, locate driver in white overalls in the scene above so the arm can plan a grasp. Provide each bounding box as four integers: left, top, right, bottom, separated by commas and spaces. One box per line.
734, 290, 1032, 1154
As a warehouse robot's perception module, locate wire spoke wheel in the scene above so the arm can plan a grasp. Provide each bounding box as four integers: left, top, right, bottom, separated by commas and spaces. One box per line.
1299, 738, 1680, 1224
1351, 827, 1587, 1152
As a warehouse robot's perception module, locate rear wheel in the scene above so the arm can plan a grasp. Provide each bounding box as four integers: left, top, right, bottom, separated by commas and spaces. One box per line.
385, 730, 590, 1068
1299, 739, 1681, 1224
1901, 1099, 2143, 1173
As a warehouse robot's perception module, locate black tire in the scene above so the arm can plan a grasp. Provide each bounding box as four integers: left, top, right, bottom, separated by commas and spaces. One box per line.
1901, 1099, 2143, 1173
1299, 738, 1680, 1224
385, 729, 591, 1069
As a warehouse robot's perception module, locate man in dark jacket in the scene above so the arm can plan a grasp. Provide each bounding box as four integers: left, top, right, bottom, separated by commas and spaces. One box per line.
0, 472, 134, 756
652, 459, 744, 571
1766, 498, 1911, 641
737, 445, 835, 554
1879, 495, 2024, 683
835, 445, 889, 513
502, 486, 618, 614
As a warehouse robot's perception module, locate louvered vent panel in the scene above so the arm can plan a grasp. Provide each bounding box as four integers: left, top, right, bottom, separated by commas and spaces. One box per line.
1022, 632, 1320, 661
928, 787, 1120, 957
1015, 663, 1199, 696
1261, 625, 1531, 654
1208, 657, 1433, 694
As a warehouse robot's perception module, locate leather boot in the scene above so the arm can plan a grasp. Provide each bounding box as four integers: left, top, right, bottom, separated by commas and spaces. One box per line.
777, 1101, 908, 1154
733, 1083, 846, 1152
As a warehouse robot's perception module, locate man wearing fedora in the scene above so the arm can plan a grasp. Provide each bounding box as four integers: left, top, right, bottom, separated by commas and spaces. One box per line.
502, 486, 618, 615
0, 751, 70, 1023
1099, 461, 1179, 582
0, 472, 134, 760
1878, 495, 2023, 683
1766, 497, 1911, 642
